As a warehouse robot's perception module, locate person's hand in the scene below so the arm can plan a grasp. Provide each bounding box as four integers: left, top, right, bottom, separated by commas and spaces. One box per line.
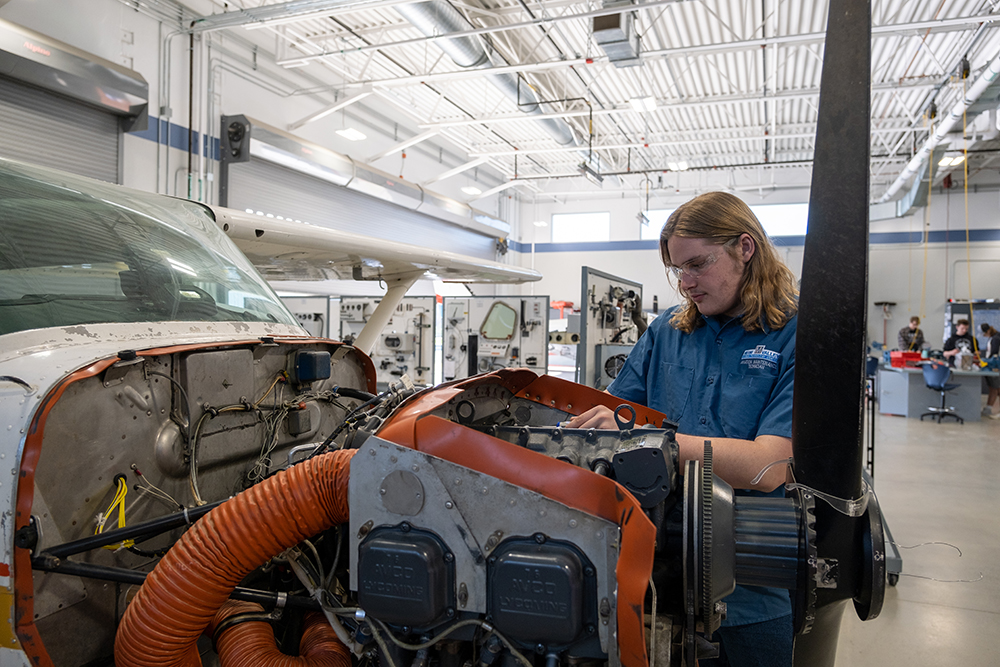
565, 405, 618, 429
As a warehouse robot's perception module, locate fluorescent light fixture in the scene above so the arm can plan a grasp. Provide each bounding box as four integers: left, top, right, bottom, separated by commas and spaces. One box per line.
577, 162, 604, 186
533, 220, 549, 227
938, 154, 965, 167
336, 127, 367, 141
461, 185, 482, 196
629, 96, 656, 113
668, 161, 689, 171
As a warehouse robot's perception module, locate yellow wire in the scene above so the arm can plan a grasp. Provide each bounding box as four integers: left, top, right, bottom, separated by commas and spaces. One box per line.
253, 372, 286, 408
96, 477, 134, 550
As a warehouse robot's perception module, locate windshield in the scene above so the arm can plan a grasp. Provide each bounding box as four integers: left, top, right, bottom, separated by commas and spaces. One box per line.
0, 159, 299, 336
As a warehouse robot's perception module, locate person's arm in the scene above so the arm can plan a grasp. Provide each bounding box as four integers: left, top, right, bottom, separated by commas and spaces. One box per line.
897, 328, 907, 350
676, 432, 792, 491
566, 407, 791, 492
943, 336, 958, 357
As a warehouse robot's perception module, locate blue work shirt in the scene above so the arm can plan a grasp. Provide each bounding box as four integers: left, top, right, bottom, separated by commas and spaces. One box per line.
608, 305, 796, 626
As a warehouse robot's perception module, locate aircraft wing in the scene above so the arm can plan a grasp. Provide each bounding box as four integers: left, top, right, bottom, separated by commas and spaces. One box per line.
210, 206, 540, 285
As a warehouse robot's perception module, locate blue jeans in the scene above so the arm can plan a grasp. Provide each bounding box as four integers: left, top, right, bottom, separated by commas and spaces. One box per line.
698, 614, 793, 667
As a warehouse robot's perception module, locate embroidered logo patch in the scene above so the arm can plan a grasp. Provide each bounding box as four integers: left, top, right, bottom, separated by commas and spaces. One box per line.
741, 345, 780, 371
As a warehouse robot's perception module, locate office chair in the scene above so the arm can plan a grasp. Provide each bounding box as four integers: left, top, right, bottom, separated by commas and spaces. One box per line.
919, 362, 964, 424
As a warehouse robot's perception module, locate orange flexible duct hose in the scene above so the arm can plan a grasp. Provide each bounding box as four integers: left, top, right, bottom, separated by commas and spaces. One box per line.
114, 449, 356, 667
211, 601, 353, 667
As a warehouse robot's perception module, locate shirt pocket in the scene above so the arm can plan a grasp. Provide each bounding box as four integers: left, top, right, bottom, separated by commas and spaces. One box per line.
656, 362, 694, 424
721, 372, 778, 440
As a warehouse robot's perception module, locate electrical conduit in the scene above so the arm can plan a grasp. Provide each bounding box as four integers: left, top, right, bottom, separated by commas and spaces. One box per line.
114, 449, 356, 667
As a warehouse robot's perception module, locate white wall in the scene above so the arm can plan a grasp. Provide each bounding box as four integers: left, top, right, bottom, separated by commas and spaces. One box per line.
512, 181, 1000, 351
0, 0, 505, 213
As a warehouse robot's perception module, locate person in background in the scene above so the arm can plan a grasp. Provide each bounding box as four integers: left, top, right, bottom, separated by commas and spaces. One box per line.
943, 319, 975, 367
567, 191, 797, 667
980, 323, 1000, 419
897, 315, 924, 351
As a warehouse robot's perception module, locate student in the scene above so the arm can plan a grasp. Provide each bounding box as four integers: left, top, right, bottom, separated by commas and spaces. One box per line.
943, 319, 975, 367
567, 191, 797, 667
981, 323, 1000, 418
898, 316, 924, 351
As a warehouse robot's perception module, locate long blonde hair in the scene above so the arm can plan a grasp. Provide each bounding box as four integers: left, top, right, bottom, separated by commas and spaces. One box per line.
660, 191, 798, 333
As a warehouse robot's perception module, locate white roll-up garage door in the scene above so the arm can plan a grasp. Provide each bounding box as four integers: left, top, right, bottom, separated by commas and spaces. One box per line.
227, 158, 498, 260
0, 75, 120, 183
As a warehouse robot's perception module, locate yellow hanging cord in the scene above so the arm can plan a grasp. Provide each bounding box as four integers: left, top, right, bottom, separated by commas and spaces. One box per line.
95, 476, 135, 550
961, 77, 979, 356
919, 113, 932, 322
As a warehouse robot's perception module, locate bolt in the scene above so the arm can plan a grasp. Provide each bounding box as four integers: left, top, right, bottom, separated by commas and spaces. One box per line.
445, 501, 454, 509
444, 552, 454, 563
599, 598, 611, 617
534, 533, 546, 544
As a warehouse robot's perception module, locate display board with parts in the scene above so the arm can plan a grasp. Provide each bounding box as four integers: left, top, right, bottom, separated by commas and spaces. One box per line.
442, 296, 549, 380
341, 296, 435, 388
281, 295, 338, 337
578, 268, 645, 389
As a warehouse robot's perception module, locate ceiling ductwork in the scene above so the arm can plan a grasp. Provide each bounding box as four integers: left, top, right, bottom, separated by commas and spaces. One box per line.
592, 0, 642, 68
395, 0, 578, 148
878, 49, 1000, 203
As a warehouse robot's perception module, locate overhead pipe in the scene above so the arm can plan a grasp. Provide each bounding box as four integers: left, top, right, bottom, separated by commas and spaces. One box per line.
114, 450, 355, 667
878, 48, 1000, 203
394, 0, 578, 147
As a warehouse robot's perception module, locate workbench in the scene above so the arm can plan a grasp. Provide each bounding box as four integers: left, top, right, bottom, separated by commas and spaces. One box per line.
877, 365, 991, 421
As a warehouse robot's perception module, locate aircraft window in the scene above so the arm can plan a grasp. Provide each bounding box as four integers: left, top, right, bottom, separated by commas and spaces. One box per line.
480, 301, 517, 340
0, 159, 298, 336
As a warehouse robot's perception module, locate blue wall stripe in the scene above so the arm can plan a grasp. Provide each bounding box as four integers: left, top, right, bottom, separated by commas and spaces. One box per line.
128, 115, 220, 159
511, 228, 1000, 254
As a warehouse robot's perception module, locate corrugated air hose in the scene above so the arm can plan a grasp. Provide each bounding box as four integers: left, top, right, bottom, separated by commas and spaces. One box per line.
114, 449, 356, 667
210, 600, 352, 667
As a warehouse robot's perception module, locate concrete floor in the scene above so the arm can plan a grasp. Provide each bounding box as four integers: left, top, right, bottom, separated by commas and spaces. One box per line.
833, 403, 1000, 666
